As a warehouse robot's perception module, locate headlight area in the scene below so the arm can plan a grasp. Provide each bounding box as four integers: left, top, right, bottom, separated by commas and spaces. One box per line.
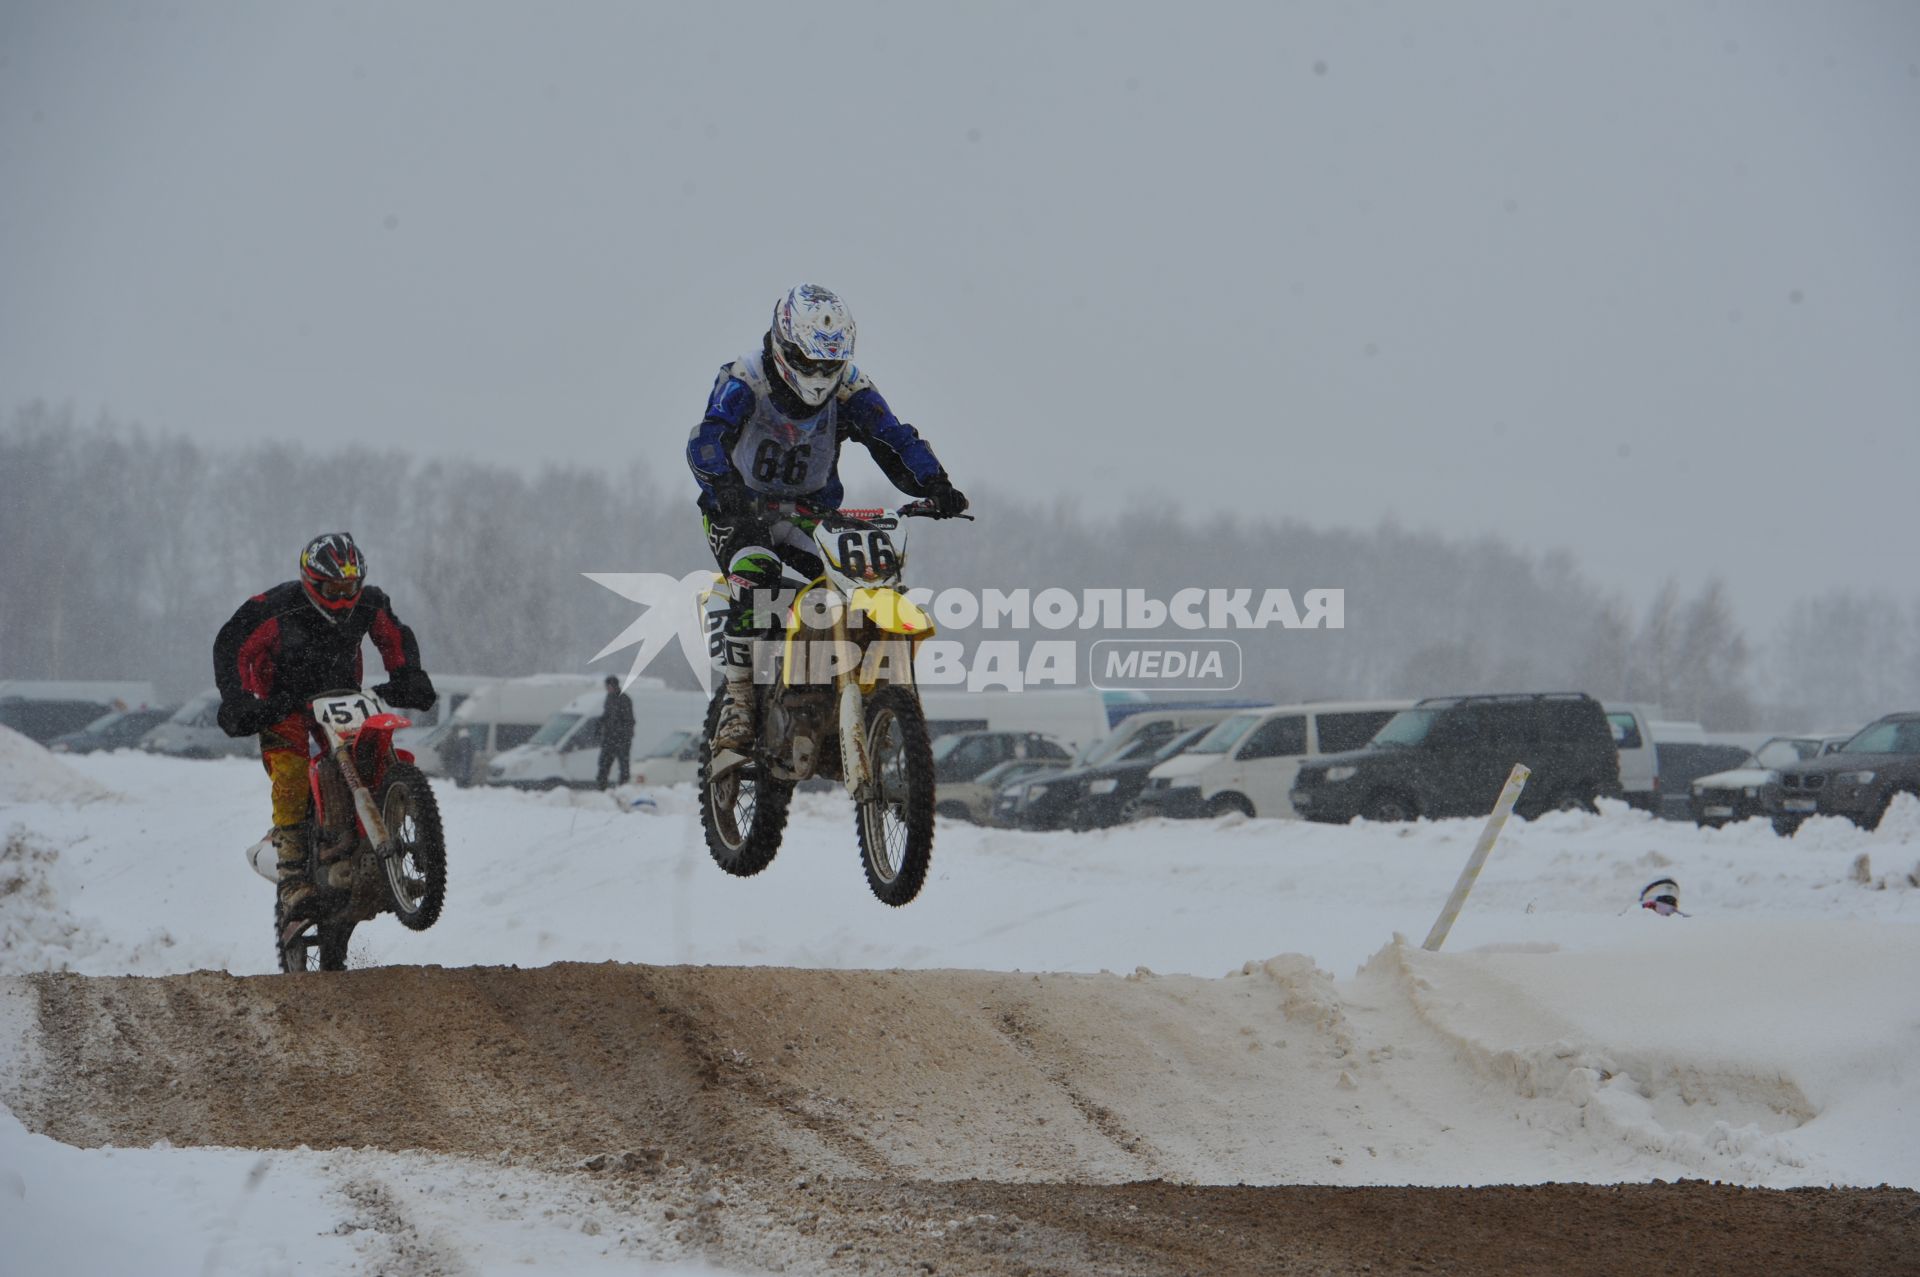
1088, 778, 1119, 795
1325, 765, 1359, 782
1836, 770, 1878, 786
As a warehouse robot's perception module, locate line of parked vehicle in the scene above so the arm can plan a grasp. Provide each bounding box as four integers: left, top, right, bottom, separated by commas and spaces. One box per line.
934, 693, 1920, 836
11, 677, 1914, 835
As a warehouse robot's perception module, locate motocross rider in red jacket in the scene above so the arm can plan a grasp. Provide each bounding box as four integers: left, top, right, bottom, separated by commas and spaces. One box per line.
213, 533, 437, 918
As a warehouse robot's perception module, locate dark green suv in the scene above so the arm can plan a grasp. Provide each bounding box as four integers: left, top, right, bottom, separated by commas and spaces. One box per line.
1291, 692, 1624, 822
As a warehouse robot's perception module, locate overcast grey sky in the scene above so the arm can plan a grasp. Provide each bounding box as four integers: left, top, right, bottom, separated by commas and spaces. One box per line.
3, 1, 1916, 629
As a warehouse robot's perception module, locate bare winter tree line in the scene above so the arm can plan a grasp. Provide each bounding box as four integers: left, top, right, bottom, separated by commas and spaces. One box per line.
3, 403, 1913, 731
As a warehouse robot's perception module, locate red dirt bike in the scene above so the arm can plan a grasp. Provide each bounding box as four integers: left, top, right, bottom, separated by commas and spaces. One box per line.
271, 688, 448, 972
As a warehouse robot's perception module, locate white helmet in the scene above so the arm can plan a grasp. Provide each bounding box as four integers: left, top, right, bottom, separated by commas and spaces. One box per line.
768, 283, 855, 408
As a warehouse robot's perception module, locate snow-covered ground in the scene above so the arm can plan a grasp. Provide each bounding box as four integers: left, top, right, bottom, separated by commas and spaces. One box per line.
4, 731, 1919, 1273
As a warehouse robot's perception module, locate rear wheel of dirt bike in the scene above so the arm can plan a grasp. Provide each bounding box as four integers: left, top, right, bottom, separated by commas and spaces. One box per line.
378, 762, 446, 931
278, 912, 352, 972
699, 688, 792, 876
855, 686, 935, 906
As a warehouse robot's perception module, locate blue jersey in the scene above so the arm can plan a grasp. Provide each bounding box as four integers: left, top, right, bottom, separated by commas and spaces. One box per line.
687, 350, 946, 513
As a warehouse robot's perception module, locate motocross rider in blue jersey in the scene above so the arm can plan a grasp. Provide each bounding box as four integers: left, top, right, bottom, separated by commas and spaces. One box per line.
687, 284, 968, 748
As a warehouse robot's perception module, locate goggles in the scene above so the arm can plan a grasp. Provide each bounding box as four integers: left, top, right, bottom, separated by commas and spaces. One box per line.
778, 337, 846, 380
313, 577, 362, 601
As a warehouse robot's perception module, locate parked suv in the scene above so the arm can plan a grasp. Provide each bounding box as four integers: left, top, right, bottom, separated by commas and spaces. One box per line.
1773, 713, 1920, 835
1290, 692, 1623, 823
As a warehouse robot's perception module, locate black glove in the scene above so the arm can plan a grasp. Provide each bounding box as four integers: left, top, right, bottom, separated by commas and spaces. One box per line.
924, 477, 970, 519
217, 695, 273, 738
375, 667, 437, 712
713, 482, 759, 521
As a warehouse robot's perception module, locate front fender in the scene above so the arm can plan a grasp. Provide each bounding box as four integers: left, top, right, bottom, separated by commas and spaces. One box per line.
849, 588, 934, 636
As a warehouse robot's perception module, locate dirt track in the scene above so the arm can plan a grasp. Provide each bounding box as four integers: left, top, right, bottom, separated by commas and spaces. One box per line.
6, 963, 1915, 1276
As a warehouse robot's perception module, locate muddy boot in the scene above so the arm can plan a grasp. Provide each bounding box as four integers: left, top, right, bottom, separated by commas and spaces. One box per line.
710, 666, 756, 752
272, 823, 317, 918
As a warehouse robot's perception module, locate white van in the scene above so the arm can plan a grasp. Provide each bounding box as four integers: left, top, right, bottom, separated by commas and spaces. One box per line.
392, 674, 493, 759
486, 685, 709, 789
415, 674, 603, 786
917, 688, 1111, 753
1603, 704, 1707, 811
1139, 699, 1415, 819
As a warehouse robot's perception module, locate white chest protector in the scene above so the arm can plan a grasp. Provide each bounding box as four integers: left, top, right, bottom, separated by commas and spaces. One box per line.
725, 352, 840, 496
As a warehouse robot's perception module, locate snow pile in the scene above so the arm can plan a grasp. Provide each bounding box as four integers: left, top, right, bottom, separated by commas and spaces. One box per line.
0, 726, 114, 806
0, 746, 1917, 1270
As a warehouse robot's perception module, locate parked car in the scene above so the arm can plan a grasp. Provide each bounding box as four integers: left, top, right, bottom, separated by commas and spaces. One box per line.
933, 730, 1075, 787
938, 756, 1073, 824
1689, 735, 1850, 828
0, 680, 160, 744
997, 723, 1213, 831
46, 705, 177, 754
1291, 692, 1623, 823
140, 691, 257, 759
630, 729, 703, 787
1773, 713, 1920, 835
1138, 699, 1414, 819
1650, 742, 1753, 820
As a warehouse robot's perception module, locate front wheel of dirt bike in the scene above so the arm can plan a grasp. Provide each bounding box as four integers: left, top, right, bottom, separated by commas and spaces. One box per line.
278, 912, 353, 973
378, 762, 447, 931
855, 686, 936, 907
699, 688, 793, 877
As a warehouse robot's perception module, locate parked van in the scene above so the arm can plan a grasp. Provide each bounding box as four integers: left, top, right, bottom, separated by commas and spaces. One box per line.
486, 685, 709, 789
1603, 704, 1711, 811
917, 688, 1111, 753
0, 680, 160, 744
1140, 699, 1416, 819
391, 673, 493, 759
414, 674, 603, 785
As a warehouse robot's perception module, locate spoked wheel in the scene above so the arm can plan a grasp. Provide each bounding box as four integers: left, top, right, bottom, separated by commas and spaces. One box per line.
855, 686, 935, 906
378, 762, 446, 931
278, 912, 352, 973
699, 689, 792, 876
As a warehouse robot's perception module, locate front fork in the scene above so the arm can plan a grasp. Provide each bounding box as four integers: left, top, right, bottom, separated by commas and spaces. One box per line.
333, 742, 395, 858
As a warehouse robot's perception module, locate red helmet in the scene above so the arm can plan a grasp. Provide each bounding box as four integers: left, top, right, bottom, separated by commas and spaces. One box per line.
299, 532, 367, 619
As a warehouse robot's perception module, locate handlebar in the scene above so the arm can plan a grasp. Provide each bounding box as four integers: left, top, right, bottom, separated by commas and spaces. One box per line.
759, 499, 972, 525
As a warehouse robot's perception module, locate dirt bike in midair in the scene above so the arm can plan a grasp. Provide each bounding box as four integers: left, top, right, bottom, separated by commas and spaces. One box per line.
698, 501, 965, 906
248, 689, 449, 971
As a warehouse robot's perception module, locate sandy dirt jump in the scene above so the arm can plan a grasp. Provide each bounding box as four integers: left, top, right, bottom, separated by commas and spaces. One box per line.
6, 961, 1914, 1276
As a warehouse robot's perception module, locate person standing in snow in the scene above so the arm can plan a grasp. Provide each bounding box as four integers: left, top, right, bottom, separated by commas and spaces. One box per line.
686, 283, 969, 750
597, 675, 635, 790
213, 533, 437, 921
